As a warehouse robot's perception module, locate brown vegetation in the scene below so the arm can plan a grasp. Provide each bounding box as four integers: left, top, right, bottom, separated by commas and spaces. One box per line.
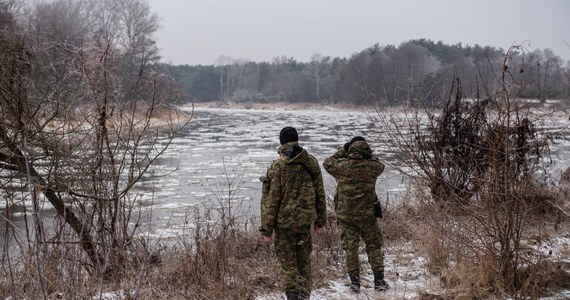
367, 44, 570, 299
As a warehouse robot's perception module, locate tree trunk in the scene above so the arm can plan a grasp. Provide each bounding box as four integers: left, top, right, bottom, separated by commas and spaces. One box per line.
0, 128, 104, 270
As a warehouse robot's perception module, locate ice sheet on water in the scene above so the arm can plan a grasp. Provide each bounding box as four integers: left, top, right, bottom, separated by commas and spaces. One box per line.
4, 106, 570, 254
110, 107, 570, 237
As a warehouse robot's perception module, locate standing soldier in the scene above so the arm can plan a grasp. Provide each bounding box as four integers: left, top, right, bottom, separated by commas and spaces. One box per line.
323, 136, 389, 293
259, 126, 327, 300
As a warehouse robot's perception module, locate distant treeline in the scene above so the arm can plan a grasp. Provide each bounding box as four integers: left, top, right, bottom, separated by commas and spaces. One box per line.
164, 39, 570, 106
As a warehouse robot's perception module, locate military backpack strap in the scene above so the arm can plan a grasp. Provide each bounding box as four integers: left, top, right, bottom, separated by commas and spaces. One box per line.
300, 163, 316, 182
300, 154, 320, 182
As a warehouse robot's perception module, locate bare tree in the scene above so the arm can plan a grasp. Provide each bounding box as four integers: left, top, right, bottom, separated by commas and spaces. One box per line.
308, 53, 330, 100
521, 49, 565, 103
215, 54, 234, 100
1, 3, 188, 294
30, 0, 89, 47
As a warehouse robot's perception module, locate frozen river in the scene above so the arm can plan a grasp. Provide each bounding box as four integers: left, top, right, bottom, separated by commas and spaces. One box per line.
0, 106, 409, 247
137, 105, 570, 239
137, 106, 409, 238
2, 105, 569, 243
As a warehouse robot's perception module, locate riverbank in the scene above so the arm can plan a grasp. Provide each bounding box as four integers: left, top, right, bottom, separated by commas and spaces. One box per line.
184, 101, 371, 111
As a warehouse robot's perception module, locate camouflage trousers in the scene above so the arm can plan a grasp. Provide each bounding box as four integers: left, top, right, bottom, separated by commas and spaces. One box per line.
338, 217, 384, 276
273, 227, 312, 296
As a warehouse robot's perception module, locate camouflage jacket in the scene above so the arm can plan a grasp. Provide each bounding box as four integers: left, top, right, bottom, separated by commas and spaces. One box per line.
322, 140, 385, 222
260, 142, 326, 237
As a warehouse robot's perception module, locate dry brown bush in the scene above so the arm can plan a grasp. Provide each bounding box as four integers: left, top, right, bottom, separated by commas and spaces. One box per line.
2, 188, 565, 299
367, 44, 570, 299
381, 195, 423, 243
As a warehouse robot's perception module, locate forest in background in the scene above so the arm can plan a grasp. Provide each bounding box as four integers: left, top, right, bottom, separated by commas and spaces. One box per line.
167, 40, 570, 107
5, 0, 568, 107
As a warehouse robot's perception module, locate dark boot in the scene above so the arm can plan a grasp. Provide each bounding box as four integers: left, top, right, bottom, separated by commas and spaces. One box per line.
285, 292, 299, 300
373, 271, 390, 291
348, 274, 360, 293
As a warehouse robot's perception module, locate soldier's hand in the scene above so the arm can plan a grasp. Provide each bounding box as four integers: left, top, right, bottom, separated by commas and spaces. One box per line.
262, 236, 273, 242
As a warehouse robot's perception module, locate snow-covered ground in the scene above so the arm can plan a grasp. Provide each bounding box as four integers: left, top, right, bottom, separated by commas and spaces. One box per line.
257, 242, 435, 300
91, 232, 570, 300
256, 235, 570, 300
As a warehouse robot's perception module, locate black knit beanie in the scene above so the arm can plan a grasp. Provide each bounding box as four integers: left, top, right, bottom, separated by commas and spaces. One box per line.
350, 136, 366, 144
279, 126, 298, 145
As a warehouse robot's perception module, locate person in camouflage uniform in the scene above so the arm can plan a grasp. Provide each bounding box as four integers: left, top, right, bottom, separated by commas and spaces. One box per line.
259, 126, 327, 300
322, 136, 389, 293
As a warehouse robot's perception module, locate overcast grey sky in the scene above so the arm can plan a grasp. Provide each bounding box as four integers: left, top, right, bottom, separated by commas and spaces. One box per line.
146, 0, 570, 66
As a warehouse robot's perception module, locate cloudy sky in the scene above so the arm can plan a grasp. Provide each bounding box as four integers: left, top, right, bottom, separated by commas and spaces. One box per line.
146, 0, 570, 66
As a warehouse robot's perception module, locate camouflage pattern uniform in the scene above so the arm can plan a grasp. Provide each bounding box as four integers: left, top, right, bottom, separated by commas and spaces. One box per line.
260, 141, 327, 297
322, 140, 385, 277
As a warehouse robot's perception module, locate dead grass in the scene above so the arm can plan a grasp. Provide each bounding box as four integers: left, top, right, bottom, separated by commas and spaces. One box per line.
1, 197, 568, 299
398, 196, 570, 300
0, 207, 342, 299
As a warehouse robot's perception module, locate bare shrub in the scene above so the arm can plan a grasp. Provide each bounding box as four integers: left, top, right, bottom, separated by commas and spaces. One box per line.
134, 211, 268, 299
381, 194, 423, 243
369, 44, 570, 298
311, 215, 344, 288
0, 1, 190, 298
